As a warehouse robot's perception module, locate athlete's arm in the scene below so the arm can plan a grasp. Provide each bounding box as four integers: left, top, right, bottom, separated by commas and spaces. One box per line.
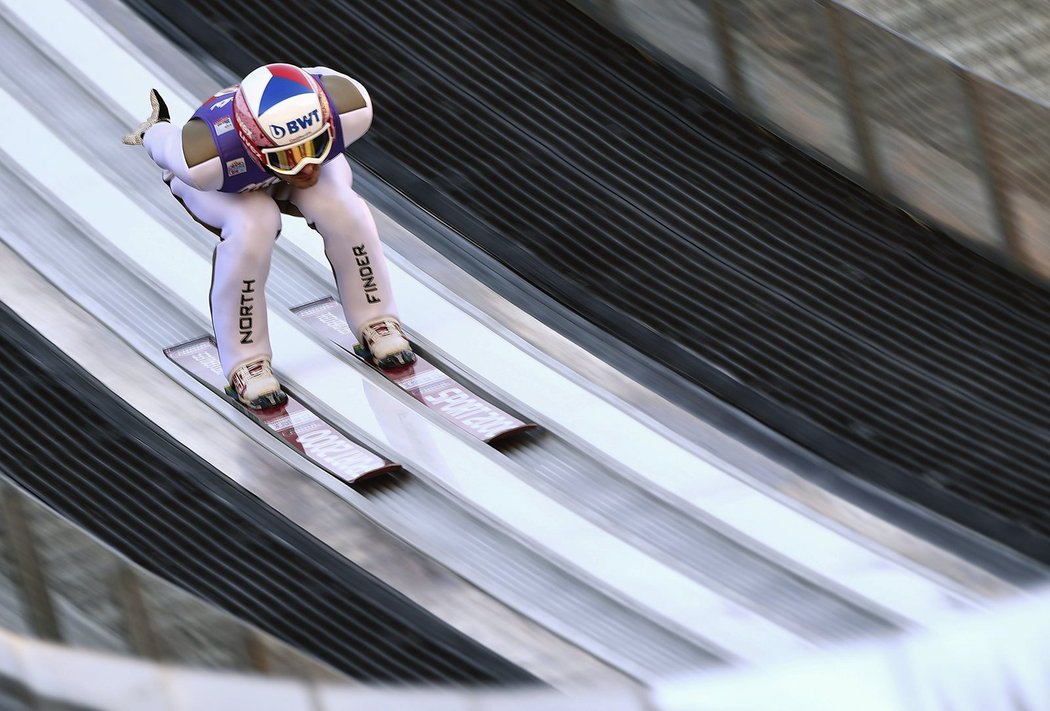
143, 119, 224, 192
307, 66, 374, 145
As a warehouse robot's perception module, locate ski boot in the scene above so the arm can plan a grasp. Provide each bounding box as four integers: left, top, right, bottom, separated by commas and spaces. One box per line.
225, 356, 288, 409
359, 318, 416, 369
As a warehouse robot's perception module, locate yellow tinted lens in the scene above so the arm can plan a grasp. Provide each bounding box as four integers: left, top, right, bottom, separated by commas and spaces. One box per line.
267, 144, 307, 172
305, 130, 330, 158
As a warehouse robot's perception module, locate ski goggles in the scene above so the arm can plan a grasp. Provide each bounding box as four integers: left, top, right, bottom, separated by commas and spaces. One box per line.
261, 124, 334, 175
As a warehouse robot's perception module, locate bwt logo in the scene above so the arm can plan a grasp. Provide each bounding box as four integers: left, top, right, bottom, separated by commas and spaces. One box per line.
270, 110, 321, 139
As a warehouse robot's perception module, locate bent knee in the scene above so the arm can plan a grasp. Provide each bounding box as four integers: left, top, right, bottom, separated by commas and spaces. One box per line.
221, 203, 282, 243
299, 182, 369, 225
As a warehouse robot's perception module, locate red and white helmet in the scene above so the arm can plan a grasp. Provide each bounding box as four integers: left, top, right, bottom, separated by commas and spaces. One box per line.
232, 63, 336, 175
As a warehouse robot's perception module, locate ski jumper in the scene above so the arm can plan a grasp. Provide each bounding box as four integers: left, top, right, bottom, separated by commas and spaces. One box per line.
142, 67, 401, 380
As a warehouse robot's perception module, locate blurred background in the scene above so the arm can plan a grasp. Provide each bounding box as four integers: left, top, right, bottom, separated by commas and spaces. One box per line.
0, 0, 1048, 707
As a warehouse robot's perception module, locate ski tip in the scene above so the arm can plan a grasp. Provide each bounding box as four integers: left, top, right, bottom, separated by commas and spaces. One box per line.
484, 423, 541, 444
348, 463, 404, 485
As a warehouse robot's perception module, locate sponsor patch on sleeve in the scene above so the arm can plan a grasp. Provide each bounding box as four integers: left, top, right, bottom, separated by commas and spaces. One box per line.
225, 157, 247, 176
213, 115, 234, 135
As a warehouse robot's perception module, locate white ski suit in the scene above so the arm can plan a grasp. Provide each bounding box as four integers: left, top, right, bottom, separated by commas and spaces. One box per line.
142, 66, 400, 380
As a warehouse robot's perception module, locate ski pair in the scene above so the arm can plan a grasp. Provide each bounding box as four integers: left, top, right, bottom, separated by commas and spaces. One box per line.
166, 297, 536, 484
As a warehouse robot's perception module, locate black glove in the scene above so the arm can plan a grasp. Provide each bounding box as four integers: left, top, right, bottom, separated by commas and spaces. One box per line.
122, 89, 171, 145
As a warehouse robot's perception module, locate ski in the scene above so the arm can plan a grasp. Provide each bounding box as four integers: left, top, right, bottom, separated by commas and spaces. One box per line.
291, 297, 538, 444
165, 337, 400, 483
